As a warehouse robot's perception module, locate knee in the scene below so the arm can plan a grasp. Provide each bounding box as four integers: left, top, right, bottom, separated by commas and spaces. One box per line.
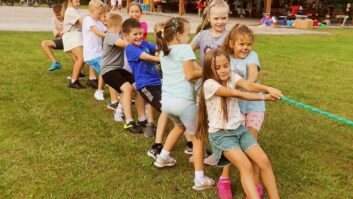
175, 124, 186, 132
237, 159, 253, 175
256, 153, 272, 170
41, 40, 49, 48
121, 84, 133, 93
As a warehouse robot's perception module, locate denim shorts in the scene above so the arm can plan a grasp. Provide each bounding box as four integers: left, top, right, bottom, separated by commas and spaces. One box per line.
209, 125, 258, 167
85, 56, 102, 74
161, 96, 196, 135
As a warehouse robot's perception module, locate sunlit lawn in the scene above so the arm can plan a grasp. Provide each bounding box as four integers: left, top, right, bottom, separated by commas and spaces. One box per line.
0, 29, 352, 198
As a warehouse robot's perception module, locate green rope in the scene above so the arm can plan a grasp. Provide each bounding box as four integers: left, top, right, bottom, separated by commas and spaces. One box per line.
280, 96, 353, 126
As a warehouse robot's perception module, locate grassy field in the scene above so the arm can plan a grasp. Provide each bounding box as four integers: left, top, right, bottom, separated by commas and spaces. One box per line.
0, 30, 352, 199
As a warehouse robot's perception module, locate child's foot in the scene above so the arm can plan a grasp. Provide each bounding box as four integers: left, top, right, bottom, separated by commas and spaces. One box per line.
192, 176, 215, 191
87, 79, 98, 89
68, 80, 85, 89
124, 121, 142, 134
137, 119, 147, 128
154, 155, 176, 168
217, 178, 233, 199
184, 142, 193, 155
189, 154, 217, 166
204, 154, 217, 166
94, 90, 104, 101
147, 144, 162, 159
66, 72, 86, 80
257, 184, 264, 199
113, 110, 124, 122
245, 184, 263, 199
48, 62, 62, 71
144, 122, 155, 138
107, 101, 119, 111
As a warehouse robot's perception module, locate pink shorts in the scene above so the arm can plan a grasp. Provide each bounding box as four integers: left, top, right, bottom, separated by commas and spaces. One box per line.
241, 112, 265, 132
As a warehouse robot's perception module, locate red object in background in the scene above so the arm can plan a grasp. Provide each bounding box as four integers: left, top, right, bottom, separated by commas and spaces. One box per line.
313, 20, 319, 26
291, 6, 299, 16
197, 0, 202, 9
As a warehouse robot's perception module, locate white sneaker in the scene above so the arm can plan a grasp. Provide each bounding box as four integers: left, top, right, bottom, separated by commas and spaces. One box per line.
204, 154, 217, 166
113, 110, 124, 122
94, 90, 104, 101
189, 154, 217, 166
192, 176, 215, 191
154, 155, 176, 168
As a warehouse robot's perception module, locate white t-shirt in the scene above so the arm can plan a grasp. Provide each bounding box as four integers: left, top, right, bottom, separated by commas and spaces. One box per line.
204, 73, 244, 133
63, 7, 81, 33
160, 44, 196, 101
82, 16, 107, 61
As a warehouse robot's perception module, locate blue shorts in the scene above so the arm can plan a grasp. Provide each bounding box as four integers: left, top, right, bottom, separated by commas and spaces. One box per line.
209, 125, 258, 167
145, 5, 150, 11
85, 56, 102, 74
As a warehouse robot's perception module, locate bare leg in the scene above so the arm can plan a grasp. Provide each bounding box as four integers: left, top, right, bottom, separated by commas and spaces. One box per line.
40, 40, 58, 62
108, 86, 119, 103
119, 82, 134, 121
154, 112, 169, 144
162, 124, 185, 152
147, 104, 155, 123
246, 145, 280, 199
98, 75, 104, 91
69, 46, 83, 82
184, 133, 192, 142
88, 67, 97, 79
134, 89, 146, 119
220, 165, 231, 179
224, 149, 259, 199
248, 127, 261, 185
190, 135, 204, 171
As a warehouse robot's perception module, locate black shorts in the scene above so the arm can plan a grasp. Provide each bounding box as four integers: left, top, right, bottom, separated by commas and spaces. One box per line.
139, 85, 162, 112
102, 69, 134, 93
52, 38, 63, 50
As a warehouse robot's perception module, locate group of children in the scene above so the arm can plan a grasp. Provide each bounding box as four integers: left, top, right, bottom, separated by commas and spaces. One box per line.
41, 0, 283, 198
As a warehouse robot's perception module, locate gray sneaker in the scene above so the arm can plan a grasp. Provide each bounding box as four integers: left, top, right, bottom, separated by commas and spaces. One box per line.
144, 123, 155, 138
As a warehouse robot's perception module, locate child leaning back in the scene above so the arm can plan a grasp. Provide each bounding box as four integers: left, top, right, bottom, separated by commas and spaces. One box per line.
82, 0, 107, 100
101, 12, 143, 134
197, 48, 281, 199
154, 17, 215, 191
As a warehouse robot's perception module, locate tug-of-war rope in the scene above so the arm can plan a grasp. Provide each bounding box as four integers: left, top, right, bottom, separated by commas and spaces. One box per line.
280, 96, 353, 127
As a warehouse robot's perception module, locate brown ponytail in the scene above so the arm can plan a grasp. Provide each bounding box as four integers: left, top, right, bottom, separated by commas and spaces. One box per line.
156, 17, 189, 56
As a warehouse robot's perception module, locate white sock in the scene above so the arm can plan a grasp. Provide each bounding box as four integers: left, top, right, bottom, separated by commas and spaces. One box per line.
125, 119, 133, 124
89, 76, 96, 80
159, 149, 170, 159
195, 171, 204, 182
138, 116, 146, 122
117, 104, 123, 113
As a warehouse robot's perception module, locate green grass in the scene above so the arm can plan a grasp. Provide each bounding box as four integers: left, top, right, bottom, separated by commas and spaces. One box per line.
0, 30, 352, 199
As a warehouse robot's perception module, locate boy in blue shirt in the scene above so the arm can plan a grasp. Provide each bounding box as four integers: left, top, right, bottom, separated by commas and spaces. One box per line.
123, 18, 162, 137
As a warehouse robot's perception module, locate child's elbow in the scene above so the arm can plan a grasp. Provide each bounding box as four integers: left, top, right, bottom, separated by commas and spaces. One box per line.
184, 74, 193, 81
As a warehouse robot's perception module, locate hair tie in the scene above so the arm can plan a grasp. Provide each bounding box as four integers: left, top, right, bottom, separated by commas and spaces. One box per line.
172, 18, 178, 33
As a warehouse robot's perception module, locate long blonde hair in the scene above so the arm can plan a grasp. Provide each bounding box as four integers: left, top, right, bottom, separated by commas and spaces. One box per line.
195, 0, 229, 34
